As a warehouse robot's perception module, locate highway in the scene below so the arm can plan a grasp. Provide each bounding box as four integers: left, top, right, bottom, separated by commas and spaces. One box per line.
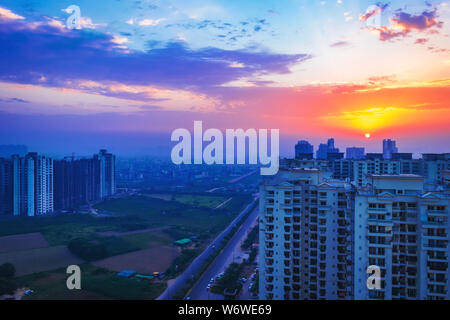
186, 204, 259, 300
157, 198, 258, 300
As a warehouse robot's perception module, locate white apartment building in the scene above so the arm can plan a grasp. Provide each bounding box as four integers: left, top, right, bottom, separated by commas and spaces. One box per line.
353, 159, 400, 187
354, 175, 449, 300
35, 155, 54, 215
259, 168, 355, 300
12, 153, 53, 216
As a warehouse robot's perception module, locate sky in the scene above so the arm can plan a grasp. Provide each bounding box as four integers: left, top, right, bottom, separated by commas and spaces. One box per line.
0, 0, 449, 157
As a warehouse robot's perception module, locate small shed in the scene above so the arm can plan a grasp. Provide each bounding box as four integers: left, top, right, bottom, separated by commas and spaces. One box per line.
174, 238, 192, 246
117, 270, 136, 278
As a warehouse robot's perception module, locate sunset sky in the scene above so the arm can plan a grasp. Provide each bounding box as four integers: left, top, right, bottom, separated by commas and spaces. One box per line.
0, 0, 449, 156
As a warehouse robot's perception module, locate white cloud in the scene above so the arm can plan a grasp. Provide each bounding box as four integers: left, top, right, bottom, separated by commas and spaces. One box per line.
138, 18, 166, 26
0, 7, 25, 20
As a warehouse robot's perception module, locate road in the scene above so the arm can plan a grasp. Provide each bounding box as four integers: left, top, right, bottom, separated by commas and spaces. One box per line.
228, 170, 257, 184
186, 205, 259, 300
238, 270, 258, 300
157, 198, 258, 300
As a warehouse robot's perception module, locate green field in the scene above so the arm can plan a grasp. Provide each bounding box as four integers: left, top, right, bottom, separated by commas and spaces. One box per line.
0, 193, 253, 298
120, 230, 173, 249
0, 194, 250, 246
95, 195, 251, 237
147, 193, 227, 208
18, 264, 166, 300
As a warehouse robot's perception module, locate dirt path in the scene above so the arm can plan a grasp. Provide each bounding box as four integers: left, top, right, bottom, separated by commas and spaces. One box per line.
96, 226, 170, 237
215, 197, 232, 209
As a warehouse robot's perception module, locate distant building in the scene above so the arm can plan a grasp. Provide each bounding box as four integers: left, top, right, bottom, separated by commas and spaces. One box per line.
12, 152, 53, 216
316, 144, 328, 160
98, 149, 116, 198
366, 153, 384, 160
54, 157, 101, 211
327, 152, 344, 161
353, 158, 400, 187
383, 139, 398, 160
391, 153, 413, 161
0, 158, 13, 215
295, 140, 314, 160
1, 149, 115, 216
346, 147, 365, 160
316, 138, 339, 160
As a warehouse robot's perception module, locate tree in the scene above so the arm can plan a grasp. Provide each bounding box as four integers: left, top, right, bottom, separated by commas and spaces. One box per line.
0, 278, 16, 296
0, 263, 15, 278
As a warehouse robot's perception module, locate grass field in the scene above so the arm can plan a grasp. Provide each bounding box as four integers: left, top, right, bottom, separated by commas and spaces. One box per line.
0, 214, 148, 246
18, 264, 166, 300
147, 193, 227, 208
95, 195, 251, 237
120, 230, 173, 249
0, 193, 252, 299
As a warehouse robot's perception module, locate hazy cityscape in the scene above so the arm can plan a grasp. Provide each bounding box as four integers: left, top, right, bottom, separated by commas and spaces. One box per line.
0, 137, 448, 301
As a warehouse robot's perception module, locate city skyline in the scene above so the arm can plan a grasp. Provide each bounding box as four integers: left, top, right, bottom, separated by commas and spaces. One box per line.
0, 0, 449, 155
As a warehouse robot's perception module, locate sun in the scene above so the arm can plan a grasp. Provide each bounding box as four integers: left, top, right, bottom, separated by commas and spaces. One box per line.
365, 133, 371, 139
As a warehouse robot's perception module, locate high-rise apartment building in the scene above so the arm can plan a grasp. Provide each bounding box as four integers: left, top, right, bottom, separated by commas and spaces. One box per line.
54, 157, 101, 211
98, 149, 115, 198
12, 153, 53, 216
354, 175, 449, 300
259, 168, 355, 300
259, 169, 449, 300
0, 158, 13, 215
295, 140, 314, 160
353, 159, 400, 187
316, 138, 340, 160
422, 153, 450, 184
346, 147, 365, 160
383, 139, 398, 160
1, 149, 115, 216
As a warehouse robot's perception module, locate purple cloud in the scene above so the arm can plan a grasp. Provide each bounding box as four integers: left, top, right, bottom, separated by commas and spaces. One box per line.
369, 8, 443, 42
0, 14, 311, 94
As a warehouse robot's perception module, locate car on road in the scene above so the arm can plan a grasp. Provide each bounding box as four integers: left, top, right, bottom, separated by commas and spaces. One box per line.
209, 278, 214, 284
239, 277, 247, 283
24, 290, 34, 296
206, 284, 211, 291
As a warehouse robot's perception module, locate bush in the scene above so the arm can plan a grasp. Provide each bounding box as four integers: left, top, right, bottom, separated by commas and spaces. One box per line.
211, 262, 243, 294
68, 236, 138, 261
241, 225, 258, 250
68, 238, 108, 261
0, 263, 15, 278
